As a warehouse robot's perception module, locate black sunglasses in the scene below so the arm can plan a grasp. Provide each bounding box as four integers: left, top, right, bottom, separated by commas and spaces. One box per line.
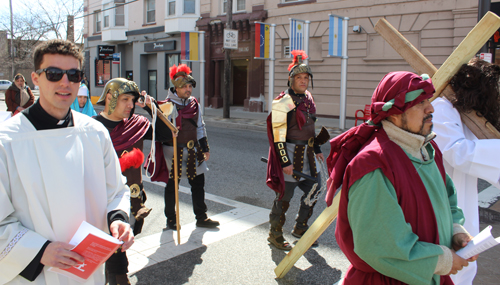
35, 67, 83, 83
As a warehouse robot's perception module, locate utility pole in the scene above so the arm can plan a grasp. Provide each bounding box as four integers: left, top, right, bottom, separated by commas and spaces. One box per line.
478, 0, 491, 53
9, 0, 14, 78
67, 15, 75, 42
223, 0, 232, 118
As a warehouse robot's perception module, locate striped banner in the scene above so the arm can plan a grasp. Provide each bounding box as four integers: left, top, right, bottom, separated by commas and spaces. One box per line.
290, 19, 305, 53
255, 23, 270, 59
328, 15, 343, 57
181, 32, 199, 61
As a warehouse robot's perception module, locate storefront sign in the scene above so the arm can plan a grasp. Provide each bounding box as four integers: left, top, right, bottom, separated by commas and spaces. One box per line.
98, 45, 115, 60
112, 53, 120, 64
144, 40, 176, 52
480, 52, 492, 63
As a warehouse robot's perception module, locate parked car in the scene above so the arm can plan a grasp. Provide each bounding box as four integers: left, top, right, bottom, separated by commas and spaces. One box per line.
0, 80, 12, 91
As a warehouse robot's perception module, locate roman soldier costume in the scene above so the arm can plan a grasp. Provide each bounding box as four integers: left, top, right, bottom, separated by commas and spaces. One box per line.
147, 64, 219, 229
266, 50, 329, 250
95, 78, 171, 284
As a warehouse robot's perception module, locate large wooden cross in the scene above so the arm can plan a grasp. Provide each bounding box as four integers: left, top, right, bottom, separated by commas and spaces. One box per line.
274, 11, 500, 278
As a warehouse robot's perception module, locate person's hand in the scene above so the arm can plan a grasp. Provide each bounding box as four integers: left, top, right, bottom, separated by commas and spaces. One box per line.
172, 130, 178, 138
204, 152, 210, 161
448, 251, 469, 275
316, 153, 324, 162
452, 233, 472, 251
136, 92, 152, 108
40, 241, 85, 269
283, 165, 293, 175
452, 233, 478, 261
110, 221, 134, 252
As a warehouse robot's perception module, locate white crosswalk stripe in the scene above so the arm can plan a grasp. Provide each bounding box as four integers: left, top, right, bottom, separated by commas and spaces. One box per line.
127, 175, 270, 274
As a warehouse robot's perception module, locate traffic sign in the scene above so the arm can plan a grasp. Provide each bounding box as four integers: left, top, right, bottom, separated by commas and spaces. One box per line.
224, 29, 238, 50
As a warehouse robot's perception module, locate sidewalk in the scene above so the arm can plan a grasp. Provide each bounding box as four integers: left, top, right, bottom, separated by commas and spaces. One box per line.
202, 106, 354, 136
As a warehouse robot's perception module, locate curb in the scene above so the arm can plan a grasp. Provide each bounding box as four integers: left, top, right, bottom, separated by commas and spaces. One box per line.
479, 207, 500, 223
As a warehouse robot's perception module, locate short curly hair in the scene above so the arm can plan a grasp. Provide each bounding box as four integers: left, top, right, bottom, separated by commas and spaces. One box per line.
33, 39, 84, 70
450, 57, 500, 131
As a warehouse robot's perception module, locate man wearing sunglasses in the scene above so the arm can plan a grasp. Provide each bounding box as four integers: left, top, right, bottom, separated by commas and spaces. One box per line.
0, 39, 134, 284
94, 79, 173, 284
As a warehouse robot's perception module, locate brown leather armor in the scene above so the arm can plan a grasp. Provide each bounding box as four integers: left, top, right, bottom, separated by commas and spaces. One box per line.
169, 108, 205, 180
287, 93, 317, 180
286, 94, 316, 141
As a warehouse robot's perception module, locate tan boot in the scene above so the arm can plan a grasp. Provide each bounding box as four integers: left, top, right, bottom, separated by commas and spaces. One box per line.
267, 232, 293, 251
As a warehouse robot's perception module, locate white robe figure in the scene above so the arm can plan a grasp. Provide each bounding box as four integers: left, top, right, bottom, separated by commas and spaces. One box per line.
0, 112, 130, 284
432, 97, 500, 285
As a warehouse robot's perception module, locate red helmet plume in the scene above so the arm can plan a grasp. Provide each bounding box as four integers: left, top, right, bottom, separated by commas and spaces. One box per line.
288, 50, 308, 71
169, 64, 192, 80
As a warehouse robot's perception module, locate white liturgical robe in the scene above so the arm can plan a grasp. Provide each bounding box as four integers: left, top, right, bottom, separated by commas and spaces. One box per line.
432, 97, 500, 285
0, 112, 130, 284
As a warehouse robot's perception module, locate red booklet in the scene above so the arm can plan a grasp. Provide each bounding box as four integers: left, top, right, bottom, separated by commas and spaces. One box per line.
49, 221, 123, 282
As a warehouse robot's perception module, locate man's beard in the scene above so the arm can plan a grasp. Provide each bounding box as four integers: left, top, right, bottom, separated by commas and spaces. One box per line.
401, 114, 433, 136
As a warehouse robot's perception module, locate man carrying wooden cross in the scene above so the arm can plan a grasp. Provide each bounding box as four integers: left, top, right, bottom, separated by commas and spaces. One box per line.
327, 71, 477, 284
431, 57, 500, 285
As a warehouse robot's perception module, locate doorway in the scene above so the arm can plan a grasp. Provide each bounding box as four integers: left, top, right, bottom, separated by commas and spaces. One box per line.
148, 70, 157, 100
232, 59, 248, 106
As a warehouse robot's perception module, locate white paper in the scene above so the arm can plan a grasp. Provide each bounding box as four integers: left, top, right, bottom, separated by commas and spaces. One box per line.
48, 221, 122, 282
456, 225, 500, 259
67, 221, 122, 246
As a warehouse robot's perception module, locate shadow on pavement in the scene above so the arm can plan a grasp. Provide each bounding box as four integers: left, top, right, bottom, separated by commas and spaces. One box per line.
270, 243, 341, 284
131, 227, 218, 284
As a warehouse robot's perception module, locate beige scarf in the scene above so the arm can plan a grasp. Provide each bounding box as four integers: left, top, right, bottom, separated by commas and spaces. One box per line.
18, 84, 29, 107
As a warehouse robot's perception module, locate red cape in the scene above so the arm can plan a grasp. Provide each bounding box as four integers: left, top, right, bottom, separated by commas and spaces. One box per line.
110, 114, 150, 153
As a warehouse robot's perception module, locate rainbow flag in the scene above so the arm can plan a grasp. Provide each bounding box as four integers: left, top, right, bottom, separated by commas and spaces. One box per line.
181, 32, 199, 61
255, 23, 270, 59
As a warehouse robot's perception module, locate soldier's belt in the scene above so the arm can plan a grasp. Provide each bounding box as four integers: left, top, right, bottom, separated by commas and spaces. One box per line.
286, 137, 314, 147
176, 140, 196, 149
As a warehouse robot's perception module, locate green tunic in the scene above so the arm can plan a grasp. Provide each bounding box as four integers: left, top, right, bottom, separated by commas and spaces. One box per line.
347, 143, 464, 285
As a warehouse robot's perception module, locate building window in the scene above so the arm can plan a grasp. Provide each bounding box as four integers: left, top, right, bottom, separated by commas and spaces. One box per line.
95, 59, 111, 87
146, 0, 155, 23
184, 0, 195, 14
165, 53, 180, 89
236, 0, 245, 11
94, 11, 102, 33
168, 0, 175, 16
222, 0, 245, 13
115, 4, 125, 26
103, 3, 110, 28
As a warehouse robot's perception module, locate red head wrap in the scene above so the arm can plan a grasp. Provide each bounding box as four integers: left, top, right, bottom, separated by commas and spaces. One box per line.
325, 71, 435, 206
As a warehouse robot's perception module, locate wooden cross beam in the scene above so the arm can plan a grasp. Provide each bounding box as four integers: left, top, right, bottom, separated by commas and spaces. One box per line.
274, 11, 500, 278
374, 12, 500, 139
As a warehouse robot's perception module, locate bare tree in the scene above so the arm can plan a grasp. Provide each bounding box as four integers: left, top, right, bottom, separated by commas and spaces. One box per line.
0, 0, 83, 78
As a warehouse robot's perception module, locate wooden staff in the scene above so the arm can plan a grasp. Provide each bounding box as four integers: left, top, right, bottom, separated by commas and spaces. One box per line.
145, 101, 181, 243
